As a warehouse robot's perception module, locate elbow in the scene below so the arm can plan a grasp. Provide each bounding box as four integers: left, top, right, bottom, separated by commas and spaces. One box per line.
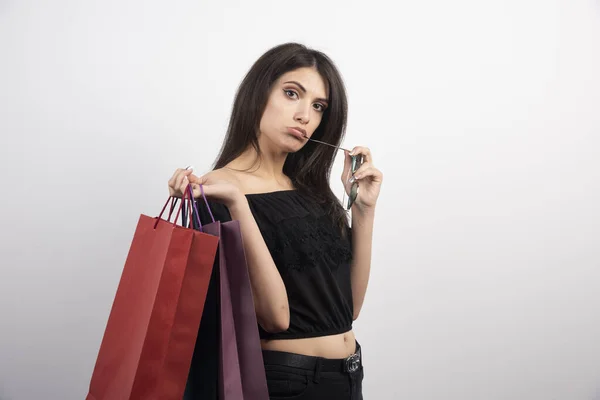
260, 316, 289, 333
352, 304, 361, 321
259, 306, 290, 333
262, 319, 289, 333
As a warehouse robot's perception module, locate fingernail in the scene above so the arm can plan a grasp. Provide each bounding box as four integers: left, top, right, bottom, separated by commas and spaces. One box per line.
349, 176, 355, 184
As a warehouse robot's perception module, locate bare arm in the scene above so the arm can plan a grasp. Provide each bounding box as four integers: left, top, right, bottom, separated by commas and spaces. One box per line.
341, 145, 383, 321
228, 197, 290, 332
169, 167, 290, 332
350, 207, 375, 320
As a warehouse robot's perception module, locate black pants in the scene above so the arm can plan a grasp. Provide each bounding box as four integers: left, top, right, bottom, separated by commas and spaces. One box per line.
262, 341, 364, 400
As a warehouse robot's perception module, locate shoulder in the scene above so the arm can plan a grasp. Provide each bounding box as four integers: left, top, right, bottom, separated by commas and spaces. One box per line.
203, 167, 246, 192
205, 167, 274, 195
203, 167, 242, 183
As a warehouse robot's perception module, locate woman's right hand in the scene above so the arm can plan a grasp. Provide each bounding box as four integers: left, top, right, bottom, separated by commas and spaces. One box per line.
167, 168, 195, 198
167, 168, 244, 208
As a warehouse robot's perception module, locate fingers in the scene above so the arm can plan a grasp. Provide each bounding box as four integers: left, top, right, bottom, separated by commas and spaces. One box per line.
179, 175, 191, 196
187, 173, 201, 184
350, 146, 372, 164
353, 164, 383, 182
168, 168, 183, 189
193, 174, 209, 185
169, 167, 195, 197
346, 146, 381, 184
187, 174, 211, 199
189, 182, 201, 199
175, 170, 191, 193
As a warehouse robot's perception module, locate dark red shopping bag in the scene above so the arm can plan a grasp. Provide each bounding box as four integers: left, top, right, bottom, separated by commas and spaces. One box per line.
87, 188, 219, 400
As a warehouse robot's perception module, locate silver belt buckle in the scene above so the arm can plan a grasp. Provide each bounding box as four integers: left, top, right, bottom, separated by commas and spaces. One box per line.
345, 352, 360, 373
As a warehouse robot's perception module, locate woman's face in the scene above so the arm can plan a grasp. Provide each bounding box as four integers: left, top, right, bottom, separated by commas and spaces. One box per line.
258, 67, 329, 154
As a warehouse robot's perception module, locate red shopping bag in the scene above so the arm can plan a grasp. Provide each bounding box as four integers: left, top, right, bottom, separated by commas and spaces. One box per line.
87, 188, 219, 400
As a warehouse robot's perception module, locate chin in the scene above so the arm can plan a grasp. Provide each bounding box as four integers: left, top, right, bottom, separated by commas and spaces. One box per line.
280, 136, 305, 153
282, 144, 304, 154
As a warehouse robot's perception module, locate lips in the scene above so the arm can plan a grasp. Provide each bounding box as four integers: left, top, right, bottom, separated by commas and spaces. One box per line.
287, 127, 307, 139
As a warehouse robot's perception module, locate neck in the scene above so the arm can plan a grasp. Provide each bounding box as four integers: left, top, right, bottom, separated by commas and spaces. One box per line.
228, 139, 289, 183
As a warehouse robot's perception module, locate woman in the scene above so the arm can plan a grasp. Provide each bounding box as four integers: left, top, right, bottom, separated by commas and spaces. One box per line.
170, 42, 383, 400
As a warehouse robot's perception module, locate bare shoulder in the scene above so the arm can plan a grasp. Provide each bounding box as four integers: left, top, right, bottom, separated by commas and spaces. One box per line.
203, 168, 230, 179
203, 168, 244, 189
202, 166, 287, 194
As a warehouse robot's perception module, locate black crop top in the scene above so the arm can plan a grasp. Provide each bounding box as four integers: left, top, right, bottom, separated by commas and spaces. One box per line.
194, 189, 354, 340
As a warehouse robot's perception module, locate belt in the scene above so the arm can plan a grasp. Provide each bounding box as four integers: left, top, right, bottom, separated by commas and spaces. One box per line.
262, 342, 362, 374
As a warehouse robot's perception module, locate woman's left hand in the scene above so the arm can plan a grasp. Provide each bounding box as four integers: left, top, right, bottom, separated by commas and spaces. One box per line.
342, 146, 383, 212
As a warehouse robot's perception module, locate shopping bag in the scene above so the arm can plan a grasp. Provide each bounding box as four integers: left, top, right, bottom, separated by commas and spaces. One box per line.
87, 188, 219, 400
219, 219, 270, 400
198, 186, 269, 400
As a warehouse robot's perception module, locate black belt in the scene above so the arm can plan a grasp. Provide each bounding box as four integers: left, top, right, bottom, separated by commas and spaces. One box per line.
262, 342, 362, 374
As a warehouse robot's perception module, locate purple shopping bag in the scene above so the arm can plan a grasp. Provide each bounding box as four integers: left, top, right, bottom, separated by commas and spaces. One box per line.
195, 185, 269, 400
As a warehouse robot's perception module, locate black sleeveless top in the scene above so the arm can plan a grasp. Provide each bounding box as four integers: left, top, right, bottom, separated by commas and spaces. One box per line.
194, 189, 354, 340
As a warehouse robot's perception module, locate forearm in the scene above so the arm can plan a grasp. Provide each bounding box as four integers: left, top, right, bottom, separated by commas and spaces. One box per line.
350, 206, 375, 320
228, 197, 290, 332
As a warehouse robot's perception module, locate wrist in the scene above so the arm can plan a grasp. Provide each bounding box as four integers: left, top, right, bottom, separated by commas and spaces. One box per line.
352, 203, 376, 218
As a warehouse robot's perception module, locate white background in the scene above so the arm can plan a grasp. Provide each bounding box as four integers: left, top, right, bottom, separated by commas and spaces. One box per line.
1, 0, 599, 399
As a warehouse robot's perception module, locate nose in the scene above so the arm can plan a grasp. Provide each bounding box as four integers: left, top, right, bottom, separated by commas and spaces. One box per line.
294, 102, 311, 125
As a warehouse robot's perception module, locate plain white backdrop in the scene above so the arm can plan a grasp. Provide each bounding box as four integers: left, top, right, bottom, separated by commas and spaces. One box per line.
1, 0, 599, 399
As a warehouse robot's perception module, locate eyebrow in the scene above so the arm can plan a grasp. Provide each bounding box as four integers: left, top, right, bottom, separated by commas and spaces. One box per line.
283, 81, 329, 105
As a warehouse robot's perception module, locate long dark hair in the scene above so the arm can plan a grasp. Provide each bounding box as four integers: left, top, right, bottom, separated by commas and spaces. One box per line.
213, 42, 350, 233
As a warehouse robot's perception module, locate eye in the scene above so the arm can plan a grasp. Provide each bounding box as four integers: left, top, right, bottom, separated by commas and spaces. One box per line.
284, 89, 298, 99
313, 103, 326, 112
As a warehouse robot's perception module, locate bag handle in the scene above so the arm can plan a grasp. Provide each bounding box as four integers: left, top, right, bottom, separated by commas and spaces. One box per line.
154, 184, 202, 230
186, 184, 205, 231
197, 184, 215, 223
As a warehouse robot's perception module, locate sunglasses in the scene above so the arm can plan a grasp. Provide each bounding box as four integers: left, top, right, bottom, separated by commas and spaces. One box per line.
345, 153, 363, 210
303, 136, 363, 210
